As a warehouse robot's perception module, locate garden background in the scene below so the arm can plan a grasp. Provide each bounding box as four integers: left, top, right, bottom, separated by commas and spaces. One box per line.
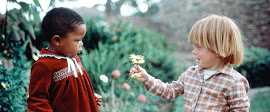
0, 0, 270, 112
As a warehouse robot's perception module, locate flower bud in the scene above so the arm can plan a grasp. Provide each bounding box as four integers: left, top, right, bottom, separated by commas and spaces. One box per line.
138, 94, 147, 103
122, 83, 130, 90
112, 70, 121, 78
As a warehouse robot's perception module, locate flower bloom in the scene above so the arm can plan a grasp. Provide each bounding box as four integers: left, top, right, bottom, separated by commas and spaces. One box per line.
122, 83, 130, 90
1, 82, 9, 90
100, 75, 108, 83
138, 94, 147, 103
32, 54, 39, 61
130, 73, 142, 78
129, 53, 145, 64
112, 70, 121, 78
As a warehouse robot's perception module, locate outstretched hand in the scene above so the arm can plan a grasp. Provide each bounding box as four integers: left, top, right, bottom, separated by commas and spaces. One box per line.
129, 65, 148, 82
94, 93, 102, 106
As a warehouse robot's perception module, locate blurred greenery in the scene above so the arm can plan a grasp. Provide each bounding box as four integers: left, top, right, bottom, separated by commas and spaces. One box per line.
0, 43, 31, 112
1, 0, 270, 111
250, 89, 270, 112
235, 46, 270, 88
80, 17, 184, 111
172, 95, 184, 112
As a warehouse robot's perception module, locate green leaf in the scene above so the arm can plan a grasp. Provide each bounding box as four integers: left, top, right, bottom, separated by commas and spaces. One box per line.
24, 22, 36, 40
32, 11, 40, 24
32, 0, 43, 11
48, 0, 56, 8
18, 2, 30, 12
8, 11, 17, 21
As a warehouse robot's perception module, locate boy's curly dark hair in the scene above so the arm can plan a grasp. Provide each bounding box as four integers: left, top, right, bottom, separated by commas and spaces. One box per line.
41, 7, 85, 42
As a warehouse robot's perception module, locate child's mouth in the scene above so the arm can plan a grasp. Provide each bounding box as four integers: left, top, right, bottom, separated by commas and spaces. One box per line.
196, 58, 200, 62
77, 50, 82, 54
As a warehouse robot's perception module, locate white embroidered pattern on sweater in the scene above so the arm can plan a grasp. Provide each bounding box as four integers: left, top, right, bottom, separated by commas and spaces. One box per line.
53, 65, 82, 82
38, 53, 84, 81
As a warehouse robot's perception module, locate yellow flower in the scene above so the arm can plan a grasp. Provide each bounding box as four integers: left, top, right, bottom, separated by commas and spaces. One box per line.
129, 53, 145, 64
3, 50, 7, 54
32, 54, 39, 61
1, 82, 9, 90
130, 73, 142, 78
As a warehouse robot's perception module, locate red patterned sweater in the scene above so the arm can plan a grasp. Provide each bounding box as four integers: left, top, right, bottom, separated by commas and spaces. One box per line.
27, 48, 99, 112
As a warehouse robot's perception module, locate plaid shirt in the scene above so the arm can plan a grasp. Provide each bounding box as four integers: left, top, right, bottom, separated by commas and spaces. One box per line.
143, 63, 250, 112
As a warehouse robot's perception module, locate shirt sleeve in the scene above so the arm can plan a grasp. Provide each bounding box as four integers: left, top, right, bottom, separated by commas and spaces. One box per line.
27, 62, 54, 112
228, 75, 250, 111
143, 72, 185, 99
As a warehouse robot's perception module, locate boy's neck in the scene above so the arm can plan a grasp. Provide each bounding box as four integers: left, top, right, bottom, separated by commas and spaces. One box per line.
204, 61, 225, 71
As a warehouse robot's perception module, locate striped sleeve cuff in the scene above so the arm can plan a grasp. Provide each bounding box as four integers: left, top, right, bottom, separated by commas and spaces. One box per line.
143, 74, 155, 90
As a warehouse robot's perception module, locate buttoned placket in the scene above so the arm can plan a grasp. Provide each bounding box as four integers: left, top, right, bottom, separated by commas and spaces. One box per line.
191, 70, 205, 111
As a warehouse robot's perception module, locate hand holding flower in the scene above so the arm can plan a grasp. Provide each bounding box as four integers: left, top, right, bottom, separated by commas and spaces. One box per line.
129, 53, 145, 78
129, 64, 148, 82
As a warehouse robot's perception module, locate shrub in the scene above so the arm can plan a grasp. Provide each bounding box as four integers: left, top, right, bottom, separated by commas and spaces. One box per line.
172, 95, 184, 112
0, 44, 31, 112
249, 89, 270, 112
80, 17, 183, 111
235, 46, 270, 88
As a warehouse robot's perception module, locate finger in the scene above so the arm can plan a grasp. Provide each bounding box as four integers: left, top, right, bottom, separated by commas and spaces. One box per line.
130, 67, 138, 73
129, 69, 134, 73
135, 64, 140, 70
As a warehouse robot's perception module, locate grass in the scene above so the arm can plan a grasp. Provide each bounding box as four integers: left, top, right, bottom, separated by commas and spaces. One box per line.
250, 89, 270, 112
172, 89, 270, 112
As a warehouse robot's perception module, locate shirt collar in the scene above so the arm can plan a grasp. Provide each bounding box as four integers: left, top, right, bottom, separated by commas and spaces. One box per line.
195, 63, 234, 76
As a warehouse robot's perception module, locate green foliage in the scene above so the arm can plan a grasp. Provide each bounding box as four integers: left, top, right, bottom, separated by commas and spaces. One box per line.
250, 89, 270, 112
235, 46, 270, 88
80, 17, 183, 111
172, 95, 184, 112
0, 43, 31, 112
0, 0, 44, 61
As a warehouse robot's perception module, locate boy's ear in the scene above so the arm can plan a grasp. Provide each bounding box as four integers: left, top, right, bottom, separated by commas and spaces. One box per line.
51, 35, 61, 46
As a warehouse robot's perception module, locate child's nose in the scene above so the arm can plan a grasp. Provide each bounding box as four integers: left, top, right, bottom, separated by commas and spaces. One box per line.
80, 41, 84, 46
192, 49, 196, 55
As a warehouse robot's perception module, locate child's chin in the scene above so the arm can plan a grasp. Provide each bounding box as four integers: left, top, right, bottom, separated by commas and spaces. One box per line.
77, 50, 82, 54
198, 64, 203, 68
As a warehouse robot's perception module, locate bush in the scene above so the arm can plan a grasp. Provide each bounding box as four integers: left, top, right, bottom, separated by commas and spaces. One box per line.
235, 46, 270, 88
0, 43, 31, 112
250, 89, 270, 112
80, 17, 183, 111
172, 95, 184, 112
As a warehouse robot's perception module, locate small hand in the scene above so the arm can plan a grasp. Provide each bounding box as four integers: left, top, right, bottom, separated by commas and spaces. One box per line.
129, 65, 148, 82
94, 93, 102, 106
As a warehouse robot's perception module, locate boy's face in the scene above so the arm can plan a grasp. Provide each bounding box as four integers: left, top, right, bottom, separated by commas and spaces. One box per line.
192, 44, 223, 71
58, 24, 86, 58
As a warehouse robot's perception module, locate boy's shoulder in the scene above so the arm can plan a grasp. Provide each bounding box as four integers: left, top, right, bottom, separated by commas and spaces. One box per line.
229, 69, 248, 82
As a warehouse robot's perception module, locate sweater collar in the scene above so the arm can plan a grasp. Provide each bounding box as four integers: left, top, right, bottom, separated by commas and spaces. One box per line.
38, 48, 83, 77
